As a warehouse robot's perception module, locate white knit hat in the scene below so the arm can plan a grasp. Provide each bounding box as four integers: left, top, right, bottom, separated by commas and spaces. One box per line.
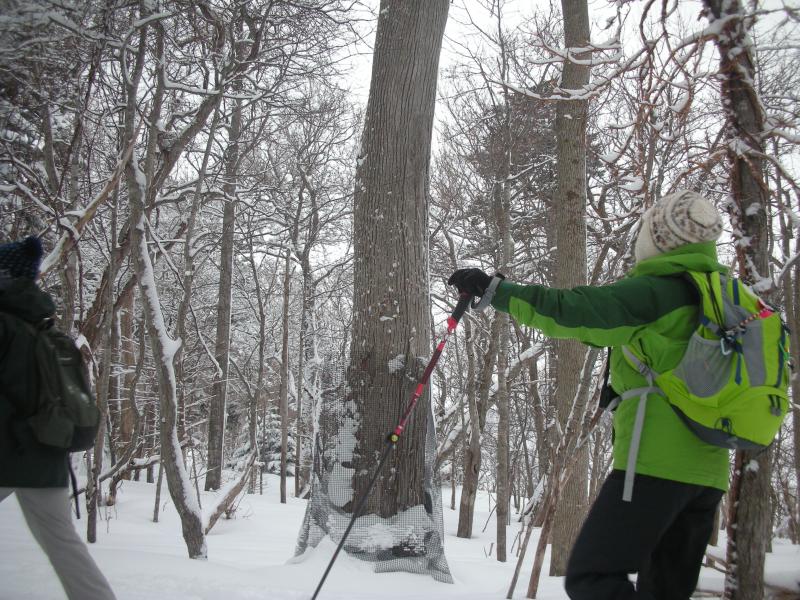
634, 190, 722, 262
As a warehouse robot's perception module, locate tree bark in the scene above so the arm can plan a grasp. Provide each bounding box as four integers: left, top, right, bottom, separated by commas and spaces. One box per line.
549, 0, 591, 577
701, 1, 772, 597
348, 0, 449, 518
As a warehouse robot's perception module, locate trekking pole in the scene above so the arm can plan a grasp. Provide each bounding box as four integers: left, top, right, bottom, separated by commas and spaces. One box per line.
310, 292, 474, 600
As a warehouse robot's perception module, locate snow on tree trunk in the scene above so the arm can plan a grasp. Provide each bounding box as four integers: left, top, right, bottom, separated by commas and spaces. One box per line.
129, 197, 206, 559
121, 17, 205, 559
702, 0, 773, 597
295, 0, 452, 582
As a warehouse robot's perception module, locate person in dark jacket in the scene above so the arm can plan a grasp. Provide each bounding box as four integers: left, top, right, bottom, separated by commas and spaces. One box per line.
449, 190, 728, 600
0, 237, 116, 600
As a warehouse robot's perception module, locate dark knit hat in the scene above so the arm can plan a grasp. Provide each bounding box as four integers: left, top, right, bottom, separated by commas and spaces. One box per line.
0, 236, 44, 280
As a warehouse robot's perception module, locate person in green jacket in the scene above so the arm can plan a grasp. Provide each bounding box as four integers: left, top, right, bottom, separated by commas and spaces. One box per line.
449, 190, 728, 600
0, 237, 116, 600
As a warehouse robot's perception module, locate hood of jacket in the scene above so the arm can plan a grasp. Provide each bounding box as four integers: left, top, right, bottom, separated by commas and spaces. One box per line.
0, 277, 55, 323
627, 241, 728, 279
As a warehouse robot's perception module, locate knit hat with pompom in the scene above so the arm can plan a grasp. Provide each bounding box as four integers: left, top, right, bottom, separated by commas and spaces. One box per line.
634, 190, 722, 262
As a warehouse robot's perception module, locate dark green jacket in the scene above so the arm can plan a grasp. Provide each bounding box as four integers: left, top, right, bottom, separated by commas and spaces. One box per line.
0, 276, 68, 488
491, 242, 730, 491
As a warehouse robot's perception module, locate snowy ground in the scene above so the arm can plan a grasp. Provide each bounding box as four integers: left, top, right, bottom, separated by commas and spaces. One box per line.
0, 474, 797, 599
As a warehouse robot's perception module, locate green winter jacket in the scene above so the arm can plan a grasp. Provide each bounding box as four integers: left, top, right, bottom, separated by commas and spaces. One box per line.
0, 276, 68, 488
491, 241, 730, 491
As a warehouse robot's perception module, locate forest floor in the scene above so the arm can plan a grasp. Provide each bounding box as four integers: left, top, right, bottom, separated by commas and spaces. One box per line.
0, 472, 797, 599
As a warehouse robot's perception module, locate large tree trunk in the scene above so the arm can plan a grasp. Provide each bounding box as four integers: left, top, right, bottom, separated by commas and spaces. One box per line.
549, 0, 591, 576
348, 0, 449, 517
206, 97, 241, 492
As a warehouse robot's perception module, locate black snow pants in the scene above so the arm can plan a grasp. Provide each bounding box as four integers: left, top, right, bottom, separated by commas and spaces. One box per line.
564, 470, 724, 600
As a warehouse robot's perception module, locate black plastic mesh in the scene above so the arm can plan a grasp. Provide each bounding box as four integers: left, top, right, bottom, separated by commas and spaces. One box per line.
295, 361, 452, 583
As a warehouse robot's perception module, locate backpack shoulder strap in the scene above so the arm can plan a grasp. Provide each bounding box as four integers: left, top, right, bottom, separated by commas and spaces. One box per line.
617, 345, 665, 502
2, 311, 51, 337
681, 270, 727, 330
620, 346, 659, 383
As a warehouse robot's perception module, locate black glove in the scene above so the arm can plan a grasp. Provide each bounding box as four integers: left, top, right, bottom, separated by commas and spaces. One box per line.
448, 268, 493, 297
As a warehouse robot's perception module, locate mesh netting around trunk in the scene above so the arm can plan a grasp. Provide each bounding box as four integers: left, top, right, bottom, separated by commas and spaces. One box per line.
295, 361, 452, 583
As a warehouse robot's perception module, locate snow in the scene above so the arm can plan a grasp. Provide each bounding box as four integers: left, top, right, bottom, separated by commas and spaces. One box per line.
321, 504, 435, 556
38, 233, 68, 275
387, 354, 405, 373
137, 218, 183, 366
2, 475, 797, 599
744, 203, 762, 217
327, 463, 355, 508
326, 403, 358, 509
599, 151, 620, 164
621, 177, 644, 192
670, 95, 690, 113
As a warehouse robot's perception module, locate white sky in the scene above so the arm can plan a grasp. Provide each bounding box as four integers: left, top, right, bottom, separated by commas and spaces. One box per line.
341, 0, 799, 178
